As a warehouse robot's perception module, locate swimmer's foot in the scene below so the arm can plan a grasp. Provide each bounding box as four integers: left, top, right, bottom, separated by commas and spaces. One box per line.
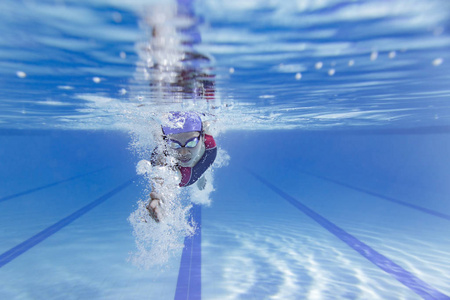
146, 199, 161, 223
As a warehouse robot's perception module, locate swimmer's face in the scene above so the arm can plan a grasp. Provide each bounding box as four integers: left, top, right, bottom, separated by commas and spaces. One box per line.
166, 131, 204, 167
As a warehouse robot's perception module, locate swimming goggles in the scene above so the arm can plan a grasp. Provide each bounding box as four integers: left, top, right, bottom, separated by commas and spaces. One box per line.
166, 136, 200, 149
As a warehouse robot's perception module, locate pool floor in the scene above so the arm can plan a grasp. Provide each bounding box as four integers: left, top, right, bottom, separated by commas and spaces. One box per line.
0, 130, 449, 299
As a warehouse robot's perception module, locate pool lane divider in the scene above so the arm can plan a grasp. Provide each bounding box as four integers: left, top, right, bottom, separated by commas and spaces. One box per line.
249, 171, 450, 300
0, 176, 137, 269
174, 204, 202, 300
0, 166, 111, 204
300, 170, 450, 222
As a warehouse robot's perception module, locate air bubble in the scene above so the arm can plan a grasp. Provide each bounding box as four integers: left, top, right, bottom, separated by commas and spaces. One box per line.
93, 77, 101, 83
295, 73, 302, 80
370, 51, 378, 61
16, 71, 26, 78
315, 62, 323, 69
57, 85, 74, 90
432, 58, 443, 66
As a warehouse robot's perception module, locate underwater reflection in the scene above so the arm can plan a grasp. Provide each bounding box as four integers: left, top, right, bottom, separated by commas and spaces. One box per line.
136, 1, 215, 104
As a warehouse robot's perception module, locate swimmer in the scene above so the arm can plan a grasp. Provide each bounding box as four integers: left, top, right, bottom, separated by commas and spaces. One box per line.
144, 111, 217, 222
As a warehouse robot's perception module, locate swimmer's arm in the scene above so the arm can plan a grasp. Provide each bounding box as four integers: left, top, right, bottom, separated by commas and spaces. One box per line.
136, 158, 165, 193
196, 175, 206, 190
151, 162, 180, 190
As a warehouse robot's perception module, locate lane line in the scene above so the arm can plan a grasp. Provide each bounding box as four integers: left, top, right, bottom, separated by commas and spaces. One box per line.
249, 171, 450, 300
0, 177, 137, 268
174, 204, 202, 300
300, 170, 450, 222
0, 167, 110, 204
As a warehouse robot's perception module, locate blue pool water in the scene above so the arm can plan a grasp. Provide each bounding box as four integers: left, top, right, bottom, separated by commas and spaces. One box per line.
1, 0, 450, 299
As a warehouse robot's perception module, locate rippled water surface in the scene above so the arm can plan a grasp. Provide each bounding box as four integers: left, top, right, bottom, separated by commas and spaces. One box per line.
1, 0, 449, 130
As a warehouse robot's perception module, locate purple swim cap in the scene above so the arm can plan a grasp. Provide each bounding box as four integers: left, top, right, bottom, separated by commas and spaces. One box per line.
161, 111, 202, 135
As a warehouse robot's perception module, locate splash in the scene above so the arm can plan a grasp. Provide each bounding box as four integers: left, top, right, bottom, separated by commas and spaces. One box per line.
123, 2, 229, 269
128, 160, 196, 269
128, 122, 229, 269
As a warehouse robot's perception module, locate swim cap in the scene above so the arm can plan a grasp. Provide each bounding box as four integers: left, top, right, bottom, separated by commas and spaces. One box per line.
161, 111, 202, 135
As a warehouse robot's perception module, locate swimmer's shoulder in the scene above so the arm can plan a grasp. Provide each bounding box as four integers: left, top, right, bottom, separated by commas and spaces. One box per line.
202, 121, 212, 135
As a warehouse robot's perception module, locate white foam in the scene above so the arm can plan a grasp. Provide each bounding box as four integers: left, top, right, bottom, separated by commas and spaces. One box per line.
57, 85, 74, 90
128, 163, 196, 269
136, 159, 152, 175
274, 63, 307, 73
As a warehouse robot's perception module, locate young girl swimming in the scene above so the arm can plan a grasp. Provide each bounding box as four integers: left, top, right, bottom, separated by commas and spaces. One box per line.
142, 111, 217, 222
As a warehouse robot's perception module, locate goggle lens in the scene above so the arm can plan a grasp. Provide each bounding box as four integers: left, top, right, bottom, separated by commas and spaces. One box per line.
167, 136, 200, 149
168, 140, 182, 149
185, 138, 199, 148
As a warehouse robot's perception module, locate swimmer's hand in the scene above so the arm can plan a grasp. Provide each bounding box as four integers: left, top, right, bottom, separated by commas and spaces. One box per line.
197, 176, 206, 190
146, 192, 163, 222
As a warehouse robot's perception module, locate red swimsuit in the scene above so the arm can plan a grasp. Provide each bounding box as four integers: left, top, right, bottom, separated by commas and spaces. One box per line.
179, 135, 217, 187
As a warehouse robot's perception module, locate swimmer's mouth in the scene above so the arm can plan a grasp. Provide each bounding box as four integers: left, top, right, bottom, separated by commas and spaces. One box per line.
179, 158, 191, 163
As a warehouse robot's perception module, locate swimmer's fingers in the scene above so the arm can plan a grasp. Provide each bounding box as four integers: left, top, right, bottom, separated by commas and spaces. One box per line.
146, 199, 161, 223
147, 191, 167, 222
149, 198, 160, 209
150, 191, 164, 202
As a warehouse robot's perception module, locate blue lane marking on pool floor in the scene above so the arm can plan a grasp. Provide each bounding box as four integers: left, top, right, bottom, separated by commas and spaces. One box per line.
249, 171, 450, 300
299, 170, 450, 222
0, 166, 110, 204
0, 177, 137, 268
174, 204, 202, 300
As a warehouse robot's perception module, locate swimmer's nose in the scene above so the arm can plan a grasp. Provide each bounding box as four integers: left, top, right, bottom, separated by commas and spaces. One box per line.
179, 148, 190, 156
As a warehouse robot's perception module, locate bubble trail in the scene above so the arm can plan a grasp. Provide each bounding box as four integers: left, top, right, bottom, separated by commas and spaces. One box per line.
248, 170, 450, 300
0, 177, 137, 268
